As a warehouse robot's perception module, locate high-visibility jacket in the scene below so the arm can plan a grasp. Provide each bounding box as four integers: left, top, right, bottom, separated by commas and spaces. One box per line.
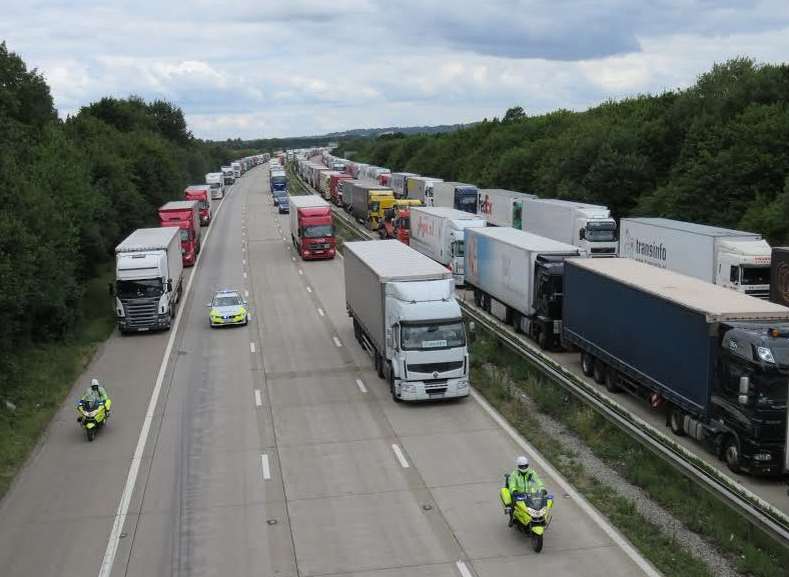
508, 469, 544, 495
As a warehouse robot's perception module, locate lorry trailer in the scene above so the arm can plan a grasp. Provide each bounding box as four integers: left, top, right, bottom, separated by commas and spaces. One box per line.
522, 198, 617, 257
158, 200, 201, 266
465, 227, 581, 349
406, 176, 443, 206
563, 258, 789, 476
390, 172, 419, 198
344, 240, 470, 402
112, 227, 184, 334
432, 182, 479, 214
409, 207, 486, 286
289, 195, 336, 260
184, 185, 213, 226
477, 188, 535, 228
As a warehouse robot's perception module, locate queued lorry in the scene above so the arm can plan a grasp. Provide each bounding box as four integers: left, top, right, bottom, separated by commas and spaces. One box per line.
380, 199, 422, 244
409, 207, 486, 286
270, 171, 288, 194
205, 172, 224, 200
478, 188, 535, 228
347, 182, 395, 230
770, 247, 789, 307
221, 166, 234, 186
329, 173, 352, 205
619, 218, 771, 298
407, 176, 443, 206
432, 182, 479, 214
158, 201, 201, 266
465, 227, 581, 349
111, 227, 184, 334
522, 198, 617, 257
289, 195, 336, 260
344, 240, 470, 402
184, 185, 213, 226
232, 162, 241, 179
563, 258, 789, 476
390, 172, 418, 198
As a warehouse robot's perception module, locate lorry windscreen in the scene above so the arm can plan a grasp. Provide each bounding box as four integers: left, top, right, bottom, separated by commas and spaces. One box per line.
585, 221, 617, 242
116, 279, 163, 299
741, 266, 770, 285
401, 321, 466, 350
304, 224, 333, 238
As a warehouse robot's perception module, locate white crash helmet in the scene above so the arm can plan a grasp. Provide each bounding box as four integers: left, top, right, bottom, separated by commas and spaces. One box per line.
516, 456, 529, 472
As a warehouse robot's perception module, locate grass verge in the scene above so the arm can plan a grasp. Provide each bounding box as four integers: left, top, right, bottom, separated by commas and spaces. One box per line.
0, 264, 115, 499
469, 326, 789, 577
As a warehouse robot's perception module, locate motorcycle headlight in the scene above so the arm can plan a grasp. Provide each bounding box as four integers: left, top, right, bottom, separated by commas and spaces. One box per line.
528, 507, 547, 517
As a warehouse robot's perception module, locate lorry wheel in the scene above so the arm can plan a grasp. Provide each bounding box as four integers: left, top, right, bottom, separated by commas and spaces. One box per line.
723, 436, 742, 474
592, 361, 606, 385
376, 353, 384, 379
604, 370, 620, 393
353, 319, 362, 342
581, 352, 595, 377
473, 290, 481, 307
537, 329, 549, 350
669, 409, 686, 436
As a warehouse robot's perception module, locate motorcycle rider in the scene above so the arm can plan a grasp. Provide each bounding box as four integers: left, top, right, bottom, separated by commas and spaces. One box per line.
506, 455, 545, 526
78, 379, 110, 421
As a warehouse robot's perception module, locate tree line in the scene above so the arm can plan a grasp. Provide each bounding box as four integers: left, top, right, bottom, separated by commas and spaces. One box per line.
0, 42, 249, 389
335, 58, 789, 245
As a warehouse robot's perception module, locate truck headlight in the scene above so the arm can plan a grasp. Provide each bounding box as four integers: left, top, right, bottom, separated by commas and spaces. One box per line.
753, 453, 772, 461
756, 346, 775, 363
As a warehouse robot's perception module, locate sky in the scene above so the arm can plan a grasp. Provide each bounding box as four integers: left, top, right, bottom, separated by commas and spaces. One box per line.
2, 1, 789, 140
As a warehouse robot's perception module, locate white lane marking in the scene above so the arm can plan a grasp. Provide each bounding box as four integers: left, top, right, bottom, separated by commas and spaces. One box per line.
317, 307, 325, 317
261, 454, 271, 480
243, 272, 248, 279
243, 258, 247, 265
470, 389, 662, 577
391, 444, 410, 468
242, 247, 246, 253
306, 286, 312, 293
250, 342, 256, 353
332, 336, 342, 348
98, 176, 231, 577
254, 389, 262, 407
355, 378, 367, 393
248, 312, 253, 320
291, 256, 296, 262
456, 560, 473, 577
244, 290, 249, 298
298, 269, 303, 276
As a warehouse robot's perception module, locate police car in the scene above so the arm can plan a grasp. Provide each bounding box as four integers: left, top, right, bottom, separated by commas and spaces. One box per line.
207, 289, 248, 327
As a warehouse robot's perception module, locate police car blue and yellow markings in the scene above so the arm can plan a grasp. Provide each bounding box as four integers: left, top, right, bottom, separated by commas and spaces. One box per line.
208, 289, 248, 327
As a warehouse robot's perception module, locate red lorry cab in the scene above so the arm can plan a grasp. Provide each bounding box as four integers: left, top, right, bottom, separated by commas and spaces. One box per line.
329, 173, 352, 206
290, 198, 336, 260
378, 173, 391, 186
379, 207, 412, 245
159, 200, 201, 266
184, 185, 213, 226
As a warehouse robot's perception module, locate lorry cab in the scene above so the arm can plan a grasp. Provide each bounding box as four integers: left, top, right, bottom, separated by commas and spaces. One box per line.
716, 240, 771, 299
367, 190, 395, 230
184, 185, 212, 226
158, 200, 201, 266
577, 216, 618, 257
713, 322, 789, 474
221, 167, 234, 186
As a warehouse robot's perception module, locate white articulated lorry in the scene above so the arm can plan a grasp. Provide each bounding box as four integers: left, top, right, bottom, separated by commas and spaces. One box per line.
390, 172, 419, 198
112, 227, 184, 334
344, 240, 470, 402
409, 206, 487, 286
406, 176, 443, 206
205, 172, 224, 200
619, 218, 772, 299
478, 188, 536, 228
522, 198, 617, 257
465, 227, 581, 349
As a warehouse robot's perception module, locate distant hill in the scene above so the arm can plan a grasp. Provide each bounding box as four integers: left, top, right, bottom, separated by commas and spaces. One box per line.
322, 123, 473, 138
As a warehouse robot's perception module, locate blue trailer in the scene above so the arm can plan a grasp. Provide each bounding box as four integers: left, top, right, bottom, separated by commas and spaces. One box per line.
562, 258, 789, 476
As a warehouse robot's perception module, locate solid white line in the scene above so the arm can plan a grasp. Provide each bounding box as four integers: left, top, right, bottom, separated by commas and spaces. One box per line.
332, 336, 342, 348
317, 307, 325, 317
249, 342, 256, 353
355, 378, 367, 393
254, 389, 262, 407
456, 560, 473, 577
391, 444, 410, 468
261, 454, 271, 480
470, 389, 662, 577
306, 286, 312, 293
98, 175, 231, 577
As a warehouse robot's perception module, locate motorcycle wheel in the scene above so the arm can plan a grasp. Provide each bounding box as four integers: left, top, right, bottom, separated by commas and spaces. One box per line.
531, 533, 543, 553
87, 428, 96, 442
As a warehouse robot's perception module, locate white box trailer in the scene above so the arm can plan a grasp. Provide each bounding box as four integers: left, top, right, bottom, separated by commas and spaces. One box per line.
390, 172, 419, 198
619, 218, 771, 298
432, 182, 478, 214
409, 207, 486, 286
113, 227, 184, 333
478, 189, 536, 228
344, 240, 469, 401
522, 198, 617, 257
465, 227, 580, 348
406, 176, 443, 205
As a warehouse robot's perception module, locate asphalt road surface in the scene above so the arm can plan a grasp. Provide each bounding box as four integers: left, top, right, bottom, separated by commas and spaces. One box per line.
0, 165, 659, 577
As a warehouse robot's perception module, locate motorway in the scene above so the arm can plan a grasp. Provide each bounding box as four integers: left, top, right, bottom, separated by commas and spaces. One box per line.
0, 165, 659, 577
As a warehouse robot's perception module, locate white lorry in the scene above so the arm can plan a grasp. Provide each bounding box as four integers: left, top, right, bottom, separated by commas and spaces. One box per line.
409, 207, 487, 286
390, 172, 419, 198
619, 218, 771, 299
205, 172, 224, 200
432, 182, 479, 214
344, 240, 470, 402
231, 161, 241, 179
478, 188, 536, 228
464, 227, 581, 349
406, 177, 443, 205
221, 166, 234, 186
522, 198, 617, 257
112, 227, 184, 334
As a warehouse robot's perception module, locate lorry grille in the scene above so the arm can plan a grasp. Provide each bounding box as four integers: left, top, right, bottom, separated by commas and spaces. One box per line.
423, 379, 448, 395
744, 288, 769, 300
121, 298, 159, 327
408, 361, 463, 374
590, 247, 617, 255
